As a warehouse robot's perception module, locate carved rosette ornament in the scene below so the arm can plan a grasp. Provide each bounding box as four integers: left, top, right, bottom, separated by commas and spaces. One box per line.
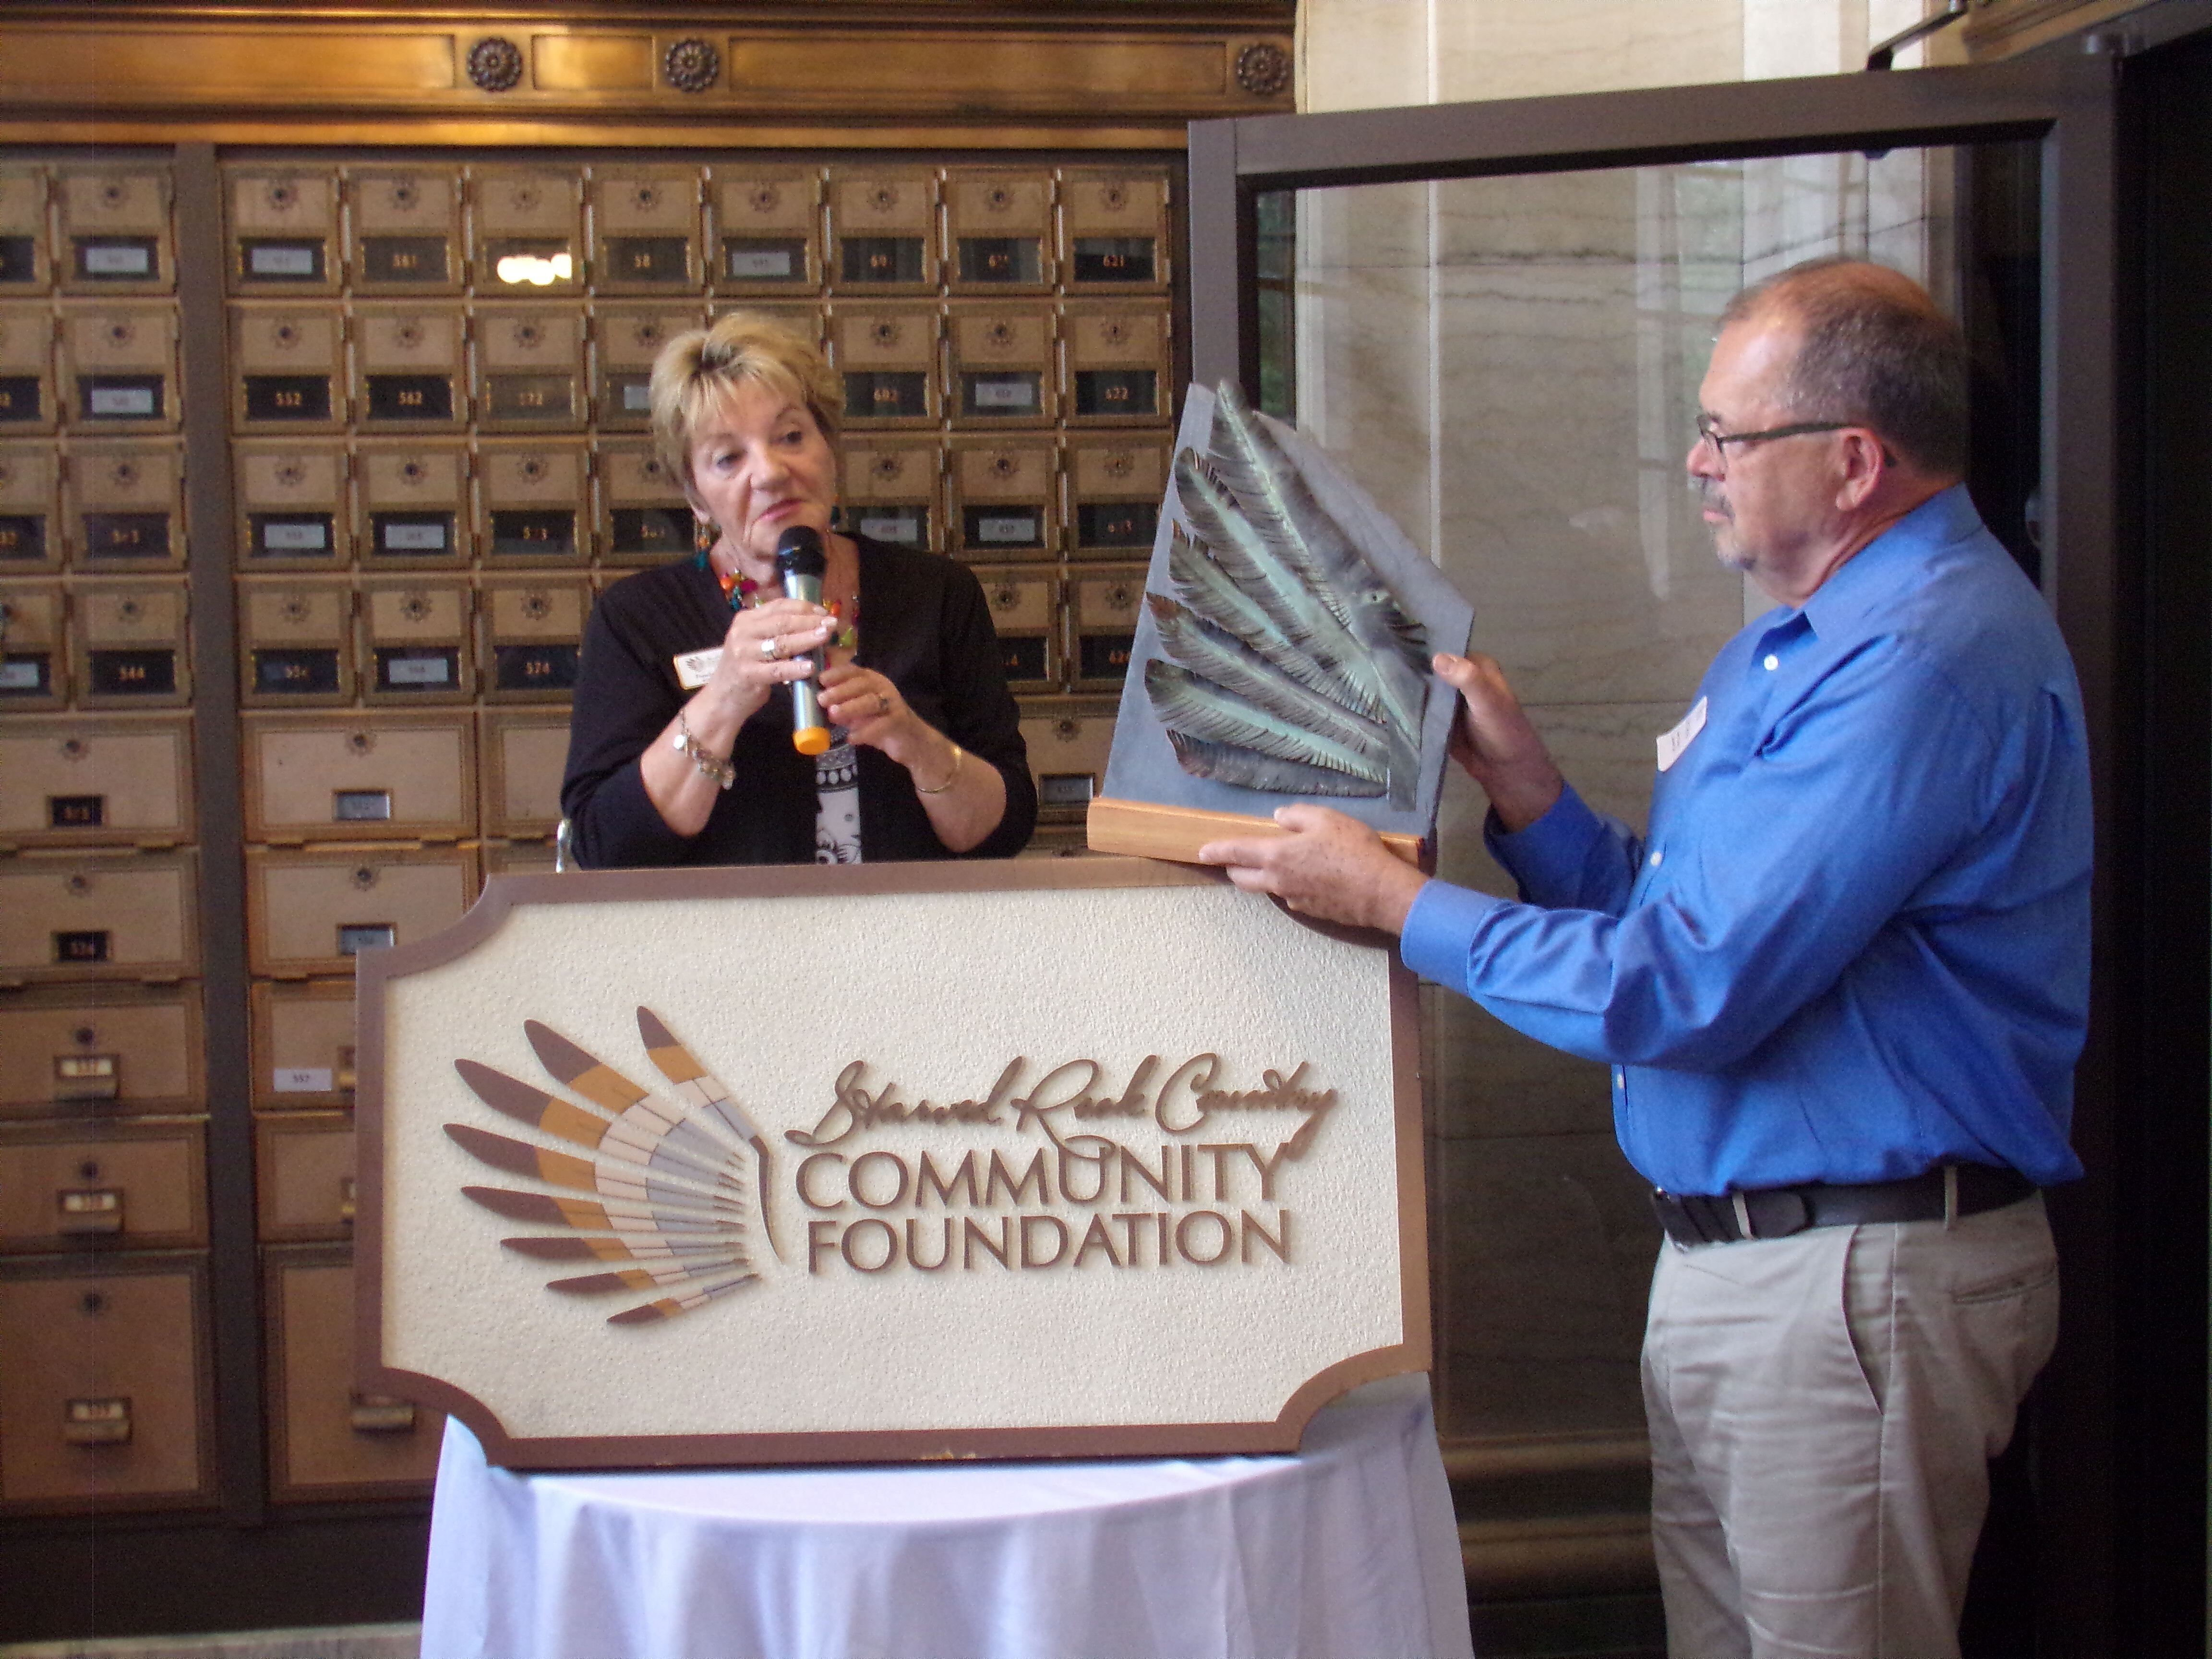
1234, 42, 1292, 98
468, 37, 525, 94
663, 38, 721, 94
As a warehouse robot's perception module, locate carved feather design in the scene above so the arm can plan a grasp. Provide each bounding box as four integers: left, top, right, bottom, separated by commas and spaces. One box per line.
445, 1009, 776, 1325
1151, 383, 1429, 807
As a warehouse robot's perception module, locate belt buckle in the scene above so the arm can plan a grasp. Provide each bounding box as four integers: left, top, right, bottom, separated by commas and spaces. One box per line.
1731, 1191, 1756, 1240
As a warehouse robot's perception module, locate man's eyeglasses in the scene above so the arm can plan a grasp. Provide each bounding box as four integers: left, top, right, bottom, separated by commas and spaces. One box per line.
1693, 413, 1853, 477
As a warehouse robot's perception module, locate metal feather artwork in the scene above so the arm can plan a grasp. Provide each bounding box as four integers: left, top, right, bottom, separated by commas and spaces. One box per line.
1101, 383, 1474, 841
446, 1007, 781, 1326
1154, 384, 1429, 807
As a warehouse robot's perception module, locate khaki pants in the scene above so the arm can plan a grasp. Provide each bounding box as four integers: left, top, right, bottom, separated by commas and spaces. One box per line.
1643, 1194, 2058, 1659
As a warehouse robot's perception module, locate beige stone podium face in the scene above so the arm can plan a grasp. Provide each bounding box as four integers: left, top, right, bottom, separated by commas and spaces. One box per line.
356, 858, 1427, 1468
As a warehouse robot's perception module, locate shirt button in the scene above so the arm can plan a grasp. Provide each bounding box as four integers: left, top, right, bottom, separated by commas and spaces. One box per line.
1614, 1068, 1625, 1087
1763, 653, 1780, 671
1648, 850, 1663, 868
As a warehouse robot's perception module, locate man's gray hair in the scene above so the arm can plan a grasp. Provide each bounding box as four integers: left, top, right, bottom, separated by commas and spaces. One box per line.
1722, 257, 1969, 479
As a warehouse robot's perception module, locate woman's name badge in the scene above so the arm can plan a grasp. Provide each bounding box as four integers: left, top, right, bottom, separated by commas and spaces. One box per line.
674, 649, 722, 690
1656, 697, 1707, 773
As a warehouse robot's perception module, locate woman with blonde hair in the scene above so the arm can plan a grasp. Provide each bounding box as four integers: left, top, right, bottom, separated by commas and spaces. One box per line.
561, 311, 1034, 866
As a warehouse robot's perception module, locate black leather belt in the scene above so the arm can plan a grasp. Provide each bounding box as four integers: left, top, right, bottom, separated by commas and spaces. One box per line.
1650, 1164, 2038, 1247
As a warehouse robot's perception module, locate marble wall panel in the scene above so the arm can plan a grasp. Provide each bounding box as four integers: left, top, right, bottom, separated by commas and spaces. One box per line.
1429, 0, 1744, 103
1430, 169, 1642, 267
1298, 180, 1431, 273
1294, 259, 1437, 556
1430, 1130, 1657, 1438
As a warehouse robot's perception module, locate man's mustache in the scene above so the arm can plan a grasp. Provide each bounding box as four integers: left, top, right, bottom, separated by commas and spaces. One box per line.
1690, 477, 1733, 520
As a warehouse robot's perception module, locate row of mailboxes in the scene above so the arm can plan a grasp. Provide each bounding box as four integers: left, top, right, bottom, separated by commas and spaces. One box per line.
197, 164, 1168, 299
226, 434, 1169, 569
217, 297, 1173, 435
0, 167, 177, 296
0, 442, 188, 571
235, 709, 566, 844
0, 1249, 438, 1509
975, 562, 1148, 695
237, 577, 589, 706
0, 580, 192, 710
0, 302, 180, 435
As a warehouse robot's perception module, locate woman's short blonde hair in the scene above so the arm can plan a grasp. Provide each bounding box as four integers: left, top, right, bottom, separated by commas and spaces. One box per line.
649, 311, 844, 490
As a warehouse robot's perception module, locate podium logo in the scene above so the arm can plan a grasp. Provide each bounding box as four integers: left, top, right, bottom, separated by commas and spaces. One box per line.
446, 1008, 1331, 1326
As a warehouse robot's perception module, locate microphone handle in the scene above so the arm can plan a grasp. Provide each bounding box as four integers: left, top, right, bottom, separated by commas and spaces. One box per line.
782, 570, 828, 745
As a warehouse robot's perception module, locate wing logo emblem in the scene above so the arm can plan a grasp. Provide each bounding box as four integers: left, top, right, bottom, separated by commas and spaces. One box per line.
445, 1008, 782, 1326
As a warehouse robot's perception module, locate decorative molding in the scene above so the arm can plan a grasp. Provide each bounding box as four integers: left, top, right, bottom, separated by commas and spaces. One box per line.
0, 4, 1294, 146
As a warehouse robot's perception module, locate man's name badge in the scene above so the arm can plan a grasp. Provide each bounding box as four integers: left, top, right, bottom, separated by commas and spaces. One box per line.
1656, 696, 1707, 773
674, 649, 721, 690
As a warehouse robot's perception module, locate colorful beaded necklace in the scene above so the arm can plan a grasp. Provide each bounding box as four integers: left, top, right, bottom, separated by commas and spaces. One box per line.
696, 548, 859, 650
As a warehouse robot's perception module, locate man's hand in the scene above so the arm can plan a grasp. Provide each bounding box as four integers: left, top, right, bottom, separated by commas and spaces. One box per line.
1197, 805, 1427, 936
1437, 652, 1563, 833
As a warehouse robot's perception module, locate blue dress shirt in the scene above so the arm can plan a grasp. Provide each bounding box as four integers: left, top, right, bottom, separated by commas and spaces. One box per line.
1399, 486, 2090, 1197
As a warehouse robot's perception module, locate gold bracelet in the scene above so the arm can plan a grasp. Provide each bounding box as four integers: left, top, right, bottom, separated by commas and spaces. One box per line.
915, 742, 964, 795
673, 709, 734, 790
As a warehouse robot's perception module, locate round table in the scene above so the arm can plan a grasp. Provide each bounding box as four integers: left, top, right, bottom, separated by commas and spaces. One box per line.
418, 1375, 1474, 1659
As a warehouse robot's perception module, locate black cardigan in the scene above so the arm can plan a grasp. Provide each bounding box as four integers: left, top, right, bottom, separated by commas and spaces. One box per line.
561, 539, 1036, 867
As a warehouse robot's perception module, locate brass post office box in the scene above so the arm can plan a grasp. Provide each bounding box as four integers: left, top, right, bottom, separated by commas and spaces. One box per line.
472, 167, 585, 296
1018, 696, 1119, 818
55, 169, 175, 296
481, 578, 588, 701
591, 304, 704, 431
970, 565, 1060, 693
352, 304, 467, 431
479, 707, 571, 838
64, 444, 185, 571
235, 441, 349, 566
0, 1257, 213, 1512
0, 984, 204, 1118
0, 718, 193, 851
59, 305, 180, 433
1058, 169, 1171, 291
1067, 563, 1148, 691
358, 579, 472, 703
836, 437, 941, 554
481, 838, 558, 882
478, 442, 589, 564
1065, 435, 1169, 561
250, 979, 357, 1109
227, 168, 341, 295
826, 171, 939, 292
229, 304, 345, 431
709, 167, 823, 294
239, 577, 353, 705
829, 303, 940, 427
245, 846, 477, 979
0, 443, 61, 570
0, 579, 66, 709
255, 1115, 356, 1238
0, 303, 57, 435
946, 303, 1056, 424
241, 712, 474, 844
0, 168, 52, 292
265, 1250, 442, 1500
1062, 301, 1172, 424
0, 850, 198, 987
348, 167, 465, 294
70, 580, 190, 708
474, 305, 587, 432
592, 169, 704, 294
354, 441, 469, 567
946, 171, 1054, 291
0, 1121, 206, 1252
595, 441, 692, 565
949, 437, 1058, 562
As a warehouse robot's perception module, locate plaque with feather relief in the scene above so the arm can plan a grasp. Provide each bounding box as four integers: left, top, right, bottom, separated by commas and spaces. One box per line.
1091, 384, 1474, 863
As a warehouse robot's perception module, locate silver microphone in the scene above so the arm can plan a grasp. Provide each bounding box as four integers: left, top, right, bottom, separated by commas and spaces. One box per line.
775, 527, 831, 757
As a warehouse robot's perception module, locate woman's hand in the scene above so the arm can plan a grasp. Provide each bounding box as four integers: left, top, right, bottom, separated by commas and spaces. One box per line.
818, 661, 1007, 852
700, 596, 833, 725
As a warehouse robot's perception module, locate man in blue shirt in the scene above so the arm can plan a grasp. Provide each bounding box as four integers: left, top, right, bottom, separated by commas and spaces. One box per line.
1201, 259, 2088, 1659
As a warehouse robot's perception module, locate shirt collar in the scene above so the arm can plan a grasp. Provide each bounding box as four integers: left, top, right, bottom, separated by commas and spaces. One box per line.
1795, 483, 1978, 639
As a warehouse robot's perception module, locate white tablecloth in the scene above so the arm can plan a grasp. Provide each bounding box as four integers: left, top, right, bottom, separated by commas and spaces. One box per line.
419, 1375, 1475, 1659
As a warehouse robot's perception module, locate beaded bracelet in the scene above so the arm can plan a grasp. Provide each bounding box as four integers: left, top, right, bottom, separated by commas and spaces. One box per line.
673, 709, 734, 790
915, 743, 965, 795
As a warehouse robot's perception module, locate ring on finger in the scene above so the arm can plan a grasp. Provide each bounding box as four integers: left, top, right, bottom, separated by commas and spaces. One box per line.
876, 693, 891, 716
758, 636, 780, 663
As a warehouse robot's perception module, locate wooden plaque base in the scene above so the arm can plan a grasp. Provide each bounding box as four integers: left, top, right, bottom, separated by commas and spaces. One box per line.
1085, 796, 1425, 869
